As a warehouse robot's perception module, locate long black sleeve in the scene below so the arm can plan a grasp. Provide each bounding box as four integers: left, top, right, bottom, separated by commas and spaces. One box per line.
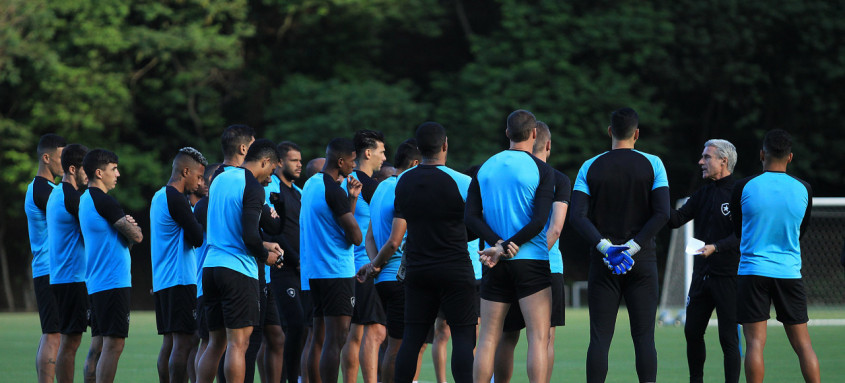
667, 191, 698, 229
569, 190, 603, 246
243, 181, 269, 263
464, 177, 502, 246
730, 179, 746, 240
633, 186, 670, 245
713, 233, 739, 253
260, 204, 283, 236
166, 186, 204, 247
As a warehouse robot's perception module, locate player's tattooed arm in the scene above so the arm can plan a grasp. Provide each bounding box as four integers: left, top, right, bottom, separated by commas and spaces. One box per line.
114, 214, 144, 248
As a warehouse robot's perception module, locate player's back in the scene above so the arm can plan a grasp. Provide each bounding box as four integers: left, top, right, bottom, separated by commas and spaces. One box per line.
299, 173, 354, 279
735, 172, 811, 278
476, 150, 554, 260
205, 167, 261, 278
574, 149, 668, 251
150, 186, 199, 291
47, 183, 86, 284
79, 188, 131, 294
25, 177, 56, 278
395, 164, 471, 268
369, 175, 403, 283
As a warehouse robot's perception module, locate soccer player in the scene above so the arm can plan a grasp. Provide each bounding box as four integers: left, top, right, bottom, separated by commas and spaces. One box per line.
46, 143, 89, 383
342, 130, 388, 383
356, 138, 421, 383
569, 107, 669, 383
151, 147, 208, 383
79, 149, 144, 382
372, 161, 395, 183
196, 139, 284, 383
300, 138, 363, 383
391, 122, 477, 383
193, 163, 220, 375
730, 130, 819, 383
25, 133, 65, 383
492, 121, 570, 383
300, 155, 325, 383
266, 141, 308, 383
214, 124, 256, 178
466, 110, 556, 383
667, 139, 741, 383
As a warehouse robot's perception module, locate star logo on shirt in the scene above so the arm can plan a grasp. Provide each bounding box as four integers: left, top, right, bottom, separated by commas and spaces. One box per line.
287, 288, 296, 298
721, 203, 730, 216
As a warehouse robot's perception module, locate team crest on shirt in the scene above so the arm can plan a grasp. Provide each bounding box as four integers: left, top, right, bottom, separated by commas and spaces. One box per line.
287, 288, 296, 298
721, 203, 730, 216
350, 297, 356, 308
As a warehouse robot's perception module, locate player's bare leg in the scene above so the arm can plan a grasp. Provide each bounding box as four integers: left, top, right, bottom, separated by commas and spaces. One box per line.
360, 323, 386, 383
520, 288, 551, 383
36, 332, 60, 383
83, 335, 103, 383
433, 318, 451, 383
96, 336, 125, 383
493, 330, 519, 383
158, 334, 173, 383
784, 323, 820, 383
743, 321, 767, 383
55, 333, 82, 383
473, 299, 510, 383
341, 323, 364, 383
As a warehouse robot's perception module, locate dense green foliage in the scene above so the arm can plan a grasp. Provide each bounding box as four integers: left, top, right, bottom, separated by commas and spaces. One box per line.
2, 0, 843, 308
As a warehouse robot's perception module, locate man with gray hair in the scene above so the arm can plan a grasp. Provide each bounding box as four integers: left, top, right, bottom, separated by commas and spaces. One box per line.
667, 139, 741, 383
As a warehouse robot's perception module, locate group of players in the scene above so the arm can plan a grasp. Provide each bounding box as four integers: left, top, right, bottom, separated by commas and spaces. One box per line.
24, 107, 820, 383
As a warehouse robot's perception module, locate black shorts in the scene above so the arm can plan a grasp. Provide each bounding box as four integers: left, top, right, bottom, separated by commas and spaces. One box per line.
196, 295, 209, 340
352, 278, 386, 325
52, 282, 89, 335
501, 273, 564, 332
736, 275, 809, 325
154, 285, 198, 334
203, 267, 260, 330
550, 273, 565, 327
405, 265, 477, 328
310, 278, 355, 317
376, 281, 405, 339
437, 280, 481, 319
88, 295, 101, 337
90, 287, 131, 338
34, 276, 60, 334
481, 259, 551, 303
261, 283, 282, 327
301, 290, 314, 327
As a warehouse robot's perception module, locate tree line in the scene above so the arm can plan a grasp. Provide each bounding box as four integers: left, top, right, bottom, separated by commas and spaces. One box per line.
2, 0, 843, 309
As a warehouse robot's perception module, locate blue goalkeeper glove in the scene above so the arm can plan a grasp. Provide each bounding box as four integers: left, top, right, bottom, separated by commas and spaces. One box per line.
612, 239, 640, 275
597, 239, 630, 274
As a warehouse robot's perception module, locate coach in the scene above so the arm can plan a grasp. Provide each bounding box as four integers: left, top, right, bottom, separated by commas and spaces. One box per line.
667, 139, 740, 383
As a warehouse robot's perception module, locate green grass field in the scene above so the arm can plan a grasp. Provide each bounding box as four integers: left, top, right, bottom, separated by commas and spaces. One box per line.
2, 308, 843, 382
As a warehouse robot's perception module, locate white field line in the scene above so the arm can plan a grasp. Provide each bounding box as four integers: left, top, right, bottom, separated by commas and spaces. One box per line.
707, 318, 845, 327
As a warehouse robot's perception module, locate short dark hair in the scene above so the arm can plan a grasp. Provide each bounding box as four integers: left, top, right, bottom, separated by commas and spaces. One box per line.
532, 121, 551, 154
610, 107, 639, 139
221, 124, 255, 157
175, 147, 208, 167
415, 122, 446, 158
506, 110, 537, 142
82, 149, 119, 179
37, 134, 67, 154
394, 138, 422, 170
354, 130, 385, 158
763, 129, 792, 159
61, 144, 89, 173
204, 163, 221, 183
326, 138, 356, 164
277, 141, 301, 158
244, 138, 281, 163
